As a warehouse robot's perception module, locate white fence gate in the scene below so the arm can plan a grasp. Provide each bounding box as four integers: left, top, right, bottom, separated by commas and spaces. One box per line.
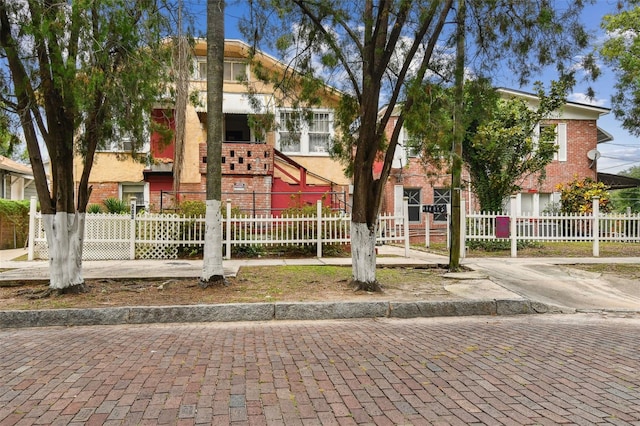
28, 199, 410, 260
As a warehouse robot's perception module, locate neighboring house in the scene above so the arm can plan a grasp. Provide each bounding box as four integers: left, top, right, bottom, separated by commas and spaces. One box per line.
0, 155, 38, 201
379, 88, 612, 240
83, 39, 348, 215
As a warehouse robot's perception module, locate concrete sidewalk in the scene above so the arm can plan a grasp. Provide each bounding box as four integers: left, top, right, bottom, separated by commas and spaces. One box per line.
1, 246, 638, 328
0, 245, 453, 280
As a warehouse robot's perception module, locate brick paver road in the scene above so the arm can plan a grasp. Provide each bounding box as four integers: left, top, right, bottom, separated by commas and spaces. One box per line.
1, 314, 639, 425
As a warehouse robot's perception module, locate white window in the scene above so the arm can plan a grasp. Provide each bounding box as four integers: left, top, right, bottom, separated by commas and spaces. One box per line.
120, 183, 147, 210
194, 59, 246, 82
224, 61, 247, 82
539, 123, 567, 162
277, 110, 333, 155
98, 136, 148, 153
196, 61, 207, 80
309, 113, 331, 153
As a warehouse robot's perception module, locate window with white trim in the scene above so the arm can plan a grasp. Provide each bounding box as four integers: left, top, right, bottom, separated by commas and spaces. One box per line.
196, 61, 207, 80
224, 61, 247, 82
193, 59, 247, 82
539, 123, 567, 162
309, 112, 331, 153
277, 110, 333, 154
97, 135, 149, 153
120, 183, 147, 210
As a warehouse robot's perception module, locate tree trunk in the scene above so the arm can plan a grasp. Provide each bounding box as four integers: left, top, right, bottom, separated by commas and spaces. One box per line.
201, 199, 225, 285
200, 0, 225, 287
350, 221, 380, 292
449, 0, 466, 272
42, 212, 85, 291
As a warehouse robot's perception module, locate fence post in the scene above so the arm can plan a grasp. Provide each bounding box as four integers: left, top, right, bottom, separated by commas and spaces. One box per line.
225, 200, 232, 260
592, 196, 600, 257
446, 204, 451, 250
510, 195, 517, 258
28, 196, 36, 261
317, 200, 323, 258
425, 212, 430, 248
403, 196, 410, 257
460, 198, 466, 259
129, 198, 136, 260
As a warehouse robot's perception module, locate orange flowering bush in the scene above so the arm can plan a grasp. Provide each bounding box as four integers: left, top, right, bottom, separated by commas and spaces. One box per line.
556, 176, 611, 214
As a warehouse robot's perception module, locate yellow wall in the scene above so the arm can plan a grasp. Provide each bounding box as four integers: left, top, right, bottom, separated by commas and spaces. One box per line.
77, 153, 146, 183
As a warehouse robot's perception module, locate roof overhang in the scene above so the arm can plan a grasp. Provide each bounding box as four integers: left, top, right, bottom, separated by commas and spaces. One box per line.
598, 172, 640, 190
597, 127, 614, 144
195, 92, 270, 116
0, 155, 34, 177
497, 87, 611, 119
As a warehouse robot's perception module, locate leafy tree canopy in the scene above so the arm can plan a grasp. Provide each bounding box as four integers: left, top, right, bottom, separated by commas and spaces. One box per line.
0, 0, 176, 214
600, 1, 640, 135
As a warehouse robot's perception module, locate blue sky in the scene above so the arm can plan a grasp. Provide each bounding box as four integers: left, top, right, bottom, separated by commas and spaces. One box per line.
187, 0, 639, 175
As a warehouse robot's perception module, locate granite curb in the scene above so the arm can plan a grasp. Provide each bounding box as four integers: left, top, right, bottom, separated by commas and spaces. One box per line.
0, 298, 571, 329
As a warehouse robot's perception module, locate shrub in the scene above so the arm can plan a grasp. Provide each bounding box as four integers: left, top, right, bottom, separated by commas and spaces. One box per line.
178, 200, 206, 217
0, 199, 29, 249
178, 200, 243, 218
103, 197, 129, 214
556, 176, 611, 214
87, 204, 103, 213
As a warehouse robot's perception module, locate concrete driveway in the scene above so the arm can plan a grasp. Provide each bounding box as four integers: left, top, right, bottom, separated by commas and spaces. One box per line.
465, 257, 640, 311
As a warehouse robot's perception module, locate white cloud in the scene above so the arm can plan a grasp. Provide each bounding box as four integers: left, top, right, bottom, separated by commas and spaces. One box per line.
567, 92, 608, 107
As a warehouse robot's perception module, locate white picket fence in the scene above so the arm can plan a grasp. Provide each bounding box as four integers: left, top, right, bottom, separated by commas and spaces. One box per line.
28, 199, 410, 260
467, 212, 640, 242
466, 196, 640, 257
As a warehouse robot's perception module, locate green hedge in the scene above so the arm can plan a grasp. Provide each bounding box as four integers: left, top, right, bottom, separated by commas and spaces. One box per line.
0, 199, 30, 249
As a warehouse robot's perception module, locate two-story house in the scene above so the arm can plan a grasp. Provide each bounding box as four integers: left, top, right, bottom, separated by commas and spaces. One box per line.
379, 88, 612, 241
82, 39, 348, 215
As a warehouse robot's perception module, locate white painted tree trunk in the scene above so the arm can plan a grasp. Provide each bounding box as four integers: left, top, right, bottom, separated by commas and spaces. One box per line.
351, 221, 377, 284
201, 199, 225, 281
42, 212, 85, 290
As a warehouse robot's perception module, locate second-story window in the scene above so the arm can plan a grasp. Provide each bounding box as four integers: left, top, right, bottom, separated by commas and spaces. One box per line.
224, 61, 247, 82
277, 110, 333, 155
278, 112, 301, 152
197, 61, 207, 80
194, 59, 247, 82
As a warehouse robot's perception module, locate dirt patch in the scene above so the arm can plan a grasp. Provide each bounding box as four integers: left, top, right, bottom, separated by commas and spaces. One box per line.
0, 265, 456, 310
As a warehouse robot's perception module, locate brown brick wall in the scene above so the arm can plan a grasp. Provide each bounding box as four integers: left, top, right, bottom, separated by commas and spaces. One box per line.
525, 119, 598, 193
88, 183, 119, 207
147, 175, 273, 214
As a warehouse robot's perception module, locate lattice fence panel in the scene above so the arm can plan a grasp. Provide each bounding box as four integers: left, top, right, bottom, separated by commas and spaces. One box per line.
134, 213, 183, 260
82, 213, 130, 260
